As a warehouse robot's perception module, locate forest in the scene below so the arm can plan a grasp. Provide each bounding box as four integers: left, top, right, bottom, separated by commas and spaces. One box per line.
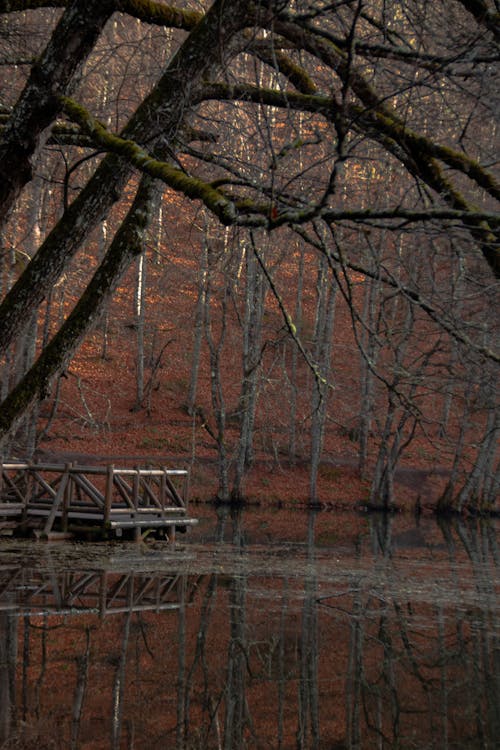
0, 0, 498, 511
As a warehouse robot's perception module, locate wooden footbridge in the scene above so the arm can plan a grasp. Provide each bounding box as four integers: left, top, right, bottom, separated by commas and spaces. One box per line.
0, 460, 197, 540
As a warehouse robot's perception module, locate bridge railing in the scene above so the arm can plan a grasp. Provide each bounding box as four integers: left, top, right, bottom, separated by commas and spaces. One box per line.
0, 461, 192, 535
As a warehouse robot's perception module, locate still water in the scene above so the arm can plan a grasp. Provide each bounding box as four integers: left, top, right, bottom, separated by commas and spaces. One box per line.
0, 507, 498, 749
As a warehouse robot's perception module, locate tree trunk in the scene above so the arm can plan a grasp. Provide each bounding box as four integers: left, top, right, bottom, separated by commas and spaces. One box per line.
187, 241, 208, 416
134, 251, 147, 410
456, 406, 500, 513
0, 175, 158, 448
358, 269, 380, 477
232, 242, 266, 499
203, 241, 230, 501
310, 254, 337, 501
288, 246, 304, 462
0, 0, 115, 226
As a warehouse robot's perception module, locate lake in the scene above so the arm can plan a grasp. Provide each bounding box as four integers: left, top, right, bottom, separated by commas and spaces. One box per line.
0, 507, 498, 749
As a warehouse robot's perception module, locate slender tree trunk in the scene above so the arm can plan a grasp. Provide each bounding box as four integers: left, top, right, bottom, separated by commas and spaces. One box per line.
369, 395, 398, 508
456, 406, 500, 512
134, 251, 147, 410
232, 242, 266, 499
437, 407, 470, 510
288, 246, 304, 462
358, 272, 380, 477
310, 255, 337, 501
98, 221, 111, 360
8, 175, 45, 456
204, 242, 230, 501
187, 236, 209, 416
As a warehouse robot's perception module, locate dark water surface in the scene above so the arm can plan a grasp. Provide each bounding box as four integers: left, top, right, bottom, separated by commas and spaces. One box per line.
0, 508, 498, 749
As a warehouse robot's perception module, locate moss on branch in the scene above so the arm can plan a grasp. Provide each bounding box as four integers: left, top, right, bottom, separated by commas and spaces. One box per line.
59, 95, 237, 224
121, 70, 500, 272
199, 81, 332, 117
254, 44, 317, 94
371, 109, 500, 203
116, 0, 201, 30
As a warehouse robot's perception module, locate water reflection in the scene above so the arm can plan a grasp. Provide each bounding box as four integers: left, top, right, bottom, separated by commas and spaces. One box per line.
0, 510, 498, 749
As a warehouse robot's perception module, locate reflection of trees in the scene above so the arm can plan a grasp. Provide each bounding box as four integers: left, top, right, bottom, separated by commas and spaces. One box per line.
181, 569, 221, 748
0, 610, 17, 744
180, 506, 320, 750
345, 538, 364, 750
180, 506, 227, 748
224, 548, 250, 749
111, 608, 132, 749
297, 511, 319, 749
440, 518, 500, 745
71, 626, 90, 750
340, 515, 499, 749
0, 559, 195, 749
183, 506, 254, 749
1, 514, 498, 748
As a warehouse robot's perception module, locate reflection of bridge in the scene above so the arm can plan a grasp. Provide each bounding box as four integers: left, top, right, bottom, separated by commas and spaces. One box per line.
0, 564, 198, 616
0, 461, 197, 539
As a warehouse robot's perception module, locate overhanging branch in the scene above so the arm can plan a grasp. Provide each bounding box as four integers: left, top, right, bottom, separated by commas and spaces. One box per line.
59, 96, 237, 225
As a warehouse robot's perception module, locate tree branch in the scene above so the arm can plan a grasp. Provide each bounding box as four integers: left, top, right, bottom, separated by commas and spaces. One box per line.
115, 0, 201, 30
59, 96, 237, 224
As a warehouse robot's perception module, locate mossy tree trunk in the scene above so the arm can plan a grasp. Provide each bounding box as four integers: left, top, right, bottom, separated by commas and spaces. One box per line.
0, 175, 158, 448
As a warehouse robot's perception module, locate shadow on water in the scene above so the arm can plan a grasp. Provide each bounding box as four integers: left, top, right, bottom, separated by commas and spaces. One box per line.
0, 508, 498, 749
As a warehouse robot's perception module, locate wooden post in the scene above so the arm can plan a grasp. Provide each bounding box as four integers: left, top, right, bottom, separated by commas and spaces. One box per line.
160, 469, 167, 515
104, 464, 114, 525
183, 470, 189, 511
133, 468, 140, 540
61, 462, 72, 532
159, 469, 166, 508
133, 468, 140, 509
43, 469, 69, 535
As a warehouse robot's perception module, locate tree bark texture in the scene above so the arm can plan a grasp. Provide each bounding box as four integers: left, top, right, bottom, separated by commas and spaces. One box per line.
0, 0, 115, 226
